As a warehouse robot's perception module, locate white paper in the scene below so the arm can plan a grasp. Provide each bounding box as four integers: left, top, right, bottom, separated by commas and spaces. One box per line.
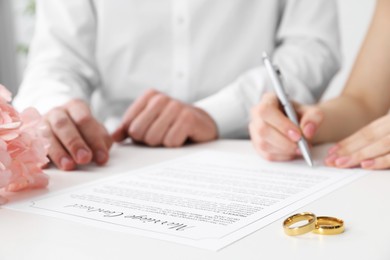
6, 151, 367, 250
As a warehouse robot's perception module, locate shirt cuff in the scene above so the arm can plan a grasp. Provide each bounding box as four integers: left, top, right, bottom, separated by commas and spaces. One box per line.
195, 86, 248, 139
195, 67, 273, 139
13, 81, 88, 115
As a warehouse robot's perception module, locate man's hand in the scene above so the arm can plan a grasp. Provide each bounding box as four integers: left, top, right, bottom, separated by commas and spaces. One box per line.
249, 92, 323, 161
112, 89, 218, 147
44, 99, 113, 170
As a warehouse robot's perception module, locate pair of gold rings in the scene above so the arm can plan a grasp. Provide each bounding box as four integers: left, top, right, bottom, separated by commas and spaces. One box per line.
283, 212, 344, 236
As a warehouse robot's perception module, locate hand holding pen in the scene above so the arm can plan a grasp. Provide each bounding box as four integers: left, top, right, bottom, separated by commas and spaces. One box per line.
249, 52, 323, 166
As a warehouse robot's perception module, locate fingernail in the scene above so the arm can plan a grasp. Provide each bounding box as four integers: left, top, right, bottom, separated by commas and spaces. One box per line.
287, 130, 301, 142
328, 145, 340, 155
335, 156, 350, 167
303, 123, 316, 138
96, 150, 107, 164
325, 154, 338, 165
361, 159, 375, 168
60, 156, 73, 169
77, 148, 90, 162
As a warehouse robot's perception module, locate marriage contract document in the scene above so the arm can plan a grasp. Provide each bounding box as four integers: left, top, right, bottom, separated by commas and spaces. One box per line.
6, 151, 367, 250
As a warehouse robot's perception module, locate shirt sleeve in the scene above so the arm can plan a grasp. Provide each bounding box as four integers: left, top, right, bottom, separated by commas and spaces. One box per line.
13, 0, 99, 114
195, 0, 341, 139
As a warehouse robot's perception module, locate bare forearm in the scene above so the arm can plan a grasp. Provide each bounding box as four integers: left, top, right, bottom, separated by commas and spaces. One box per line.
313, 96, 379, 144
314, 0, 390, 144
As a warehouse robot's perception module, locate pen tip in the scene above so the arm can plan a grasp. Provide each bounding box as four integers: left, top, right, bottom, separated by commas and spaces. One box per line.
308, 160, 314, 167
262, 52, 268, 59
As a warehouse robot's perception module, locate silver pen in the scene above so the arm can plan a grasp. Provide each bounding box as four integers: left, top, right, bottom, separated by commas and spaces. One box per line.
262, 52, 313, 167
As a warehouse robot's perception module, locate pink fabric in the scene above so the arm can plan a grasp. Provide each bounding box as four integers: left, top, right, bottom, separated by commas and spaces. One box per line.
0, 84, 49, 204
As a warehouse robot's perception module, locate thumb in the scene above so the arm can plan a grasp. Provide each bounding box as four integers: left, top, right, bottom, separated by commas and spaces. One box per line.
297, 105, 324, 140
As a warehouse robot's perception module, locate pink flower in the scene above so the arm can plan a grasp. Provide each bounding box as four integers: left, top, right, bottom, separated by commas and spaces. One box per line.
0, 84, 49, 204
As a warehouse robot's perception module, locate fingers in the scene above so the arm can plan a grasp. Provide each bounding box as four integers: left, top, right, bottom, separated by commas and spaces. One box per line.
45, 99, 113, 170
249, 120, 298, 156
250, 93, 301, 162
162, 109, 193, 147
257, 93, 302, 142
113, 90, 217, 147
328, 115, 390, 158
296, 104, 324, 140
250, 122, 296, 161
361, 154, 390, 170
326, 135, 390, 169
128, 93, 170, 142
143, 100, 182, 146
158, 106, 217, 147
45, 122, 76, 171
112, 89, 159, 142
46, 107, 92, 165
325, 115, 390, 169
67, 101, 112, 165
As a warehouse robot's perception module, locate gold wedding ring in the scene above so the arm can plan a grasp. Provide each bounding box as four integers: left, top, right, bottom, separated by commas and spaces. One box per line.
283, 212, 317, 236
312, 216, 345, 235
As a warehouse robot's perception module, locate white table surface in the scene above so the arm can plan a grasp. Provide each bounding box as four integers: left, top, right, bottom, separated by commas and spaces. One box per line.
1, 140, 389, 260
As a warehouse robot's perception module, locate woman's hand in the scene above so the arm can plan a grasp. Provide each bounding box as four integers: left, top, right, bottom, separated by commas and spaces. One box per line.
249, 92, 324, 161
326, 114, 390, 169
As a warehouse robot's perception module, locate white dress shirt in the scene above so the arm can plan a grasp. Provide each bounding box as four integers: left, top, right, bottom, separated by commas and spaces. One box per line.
14, 0, 340, 138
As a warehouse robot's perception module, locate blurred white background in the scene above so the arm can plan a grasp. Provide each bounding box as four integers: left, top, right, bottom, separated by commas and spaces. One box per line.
0, 0, 376, 98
